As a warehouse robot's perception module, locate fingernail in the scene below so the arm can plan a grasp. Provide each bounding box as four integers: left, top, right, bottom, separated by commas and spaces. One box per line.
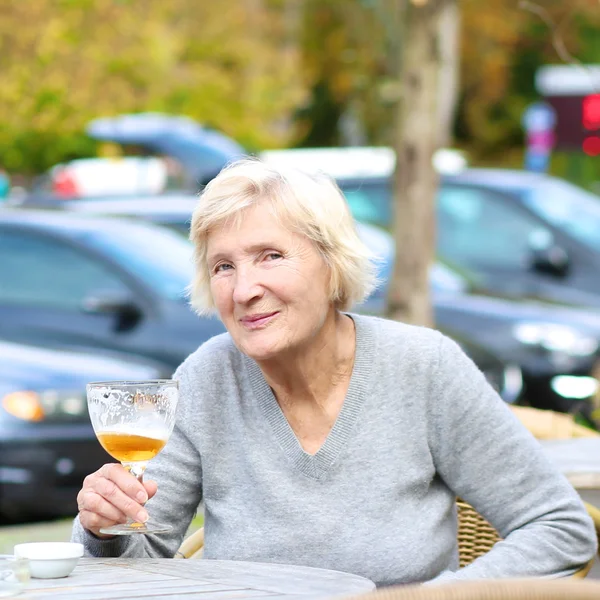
136, 491, 147, 503
136, 509, 148, 523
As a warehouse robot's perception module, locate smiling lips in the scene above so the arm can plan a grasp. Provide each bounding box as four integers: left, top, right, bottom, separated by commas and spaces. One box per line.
240, 311, 279, 330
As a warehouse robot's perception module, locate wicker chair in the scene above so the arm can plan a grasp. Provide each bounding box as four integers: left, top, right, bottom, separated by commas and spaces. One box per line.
340, 579, 600, 600
456, 499, 599, 578
456, 405, 600, 577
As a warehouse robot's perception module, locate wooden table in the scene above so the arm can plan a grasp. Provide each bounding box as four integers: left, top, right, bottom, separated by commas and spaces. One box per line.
22, 558, 376, 600
540, 438, 600, 489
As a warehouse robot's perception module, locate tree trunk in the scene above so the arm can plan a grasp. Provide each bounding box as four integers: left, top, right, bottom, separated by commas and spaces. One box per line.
436, 0, 460, 147
386, 0, 458, 327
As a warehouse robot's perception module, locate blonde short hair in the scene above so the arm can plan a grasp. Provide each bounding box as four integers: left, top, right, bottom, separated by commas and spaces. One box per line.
189, 157, 379, 315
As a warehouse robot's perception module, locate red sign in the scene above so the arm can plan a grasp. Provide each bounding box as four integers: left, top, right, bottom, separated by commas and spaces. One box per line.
583, 137, 600, 157
583, 94, 600, 131
545, 94, 600, 151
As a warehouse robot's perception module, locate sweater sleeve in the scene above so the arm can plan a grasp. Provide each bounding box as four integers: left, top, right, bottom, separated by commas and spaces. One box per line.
427, 334, 597, 583
71, 363, 204, 558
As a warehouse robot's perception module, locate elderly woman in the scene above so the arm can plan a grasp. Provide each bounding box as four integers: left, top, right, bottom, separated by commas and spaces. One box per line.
72, 159, 596, 586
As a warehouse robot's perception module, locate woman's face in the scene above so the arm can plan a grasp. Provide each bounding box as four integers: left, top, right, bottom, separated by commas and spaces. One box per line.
206, 201, 333, 361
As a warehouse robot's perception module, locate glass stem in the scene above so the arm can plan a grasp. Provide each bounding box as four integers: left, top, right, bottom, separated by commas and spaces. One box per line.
123, 461, 147, 483
122, 462, 148, 524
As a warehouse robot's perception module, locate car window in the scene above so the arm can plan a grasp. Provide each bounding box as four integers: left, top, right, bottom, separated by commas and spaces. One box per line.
437, 186, 553, 270
160, 221, 191, 237
520, 180, 600, 253
338, 181, 391, 229
83, 223, 194, 300
0, 229, 129, 309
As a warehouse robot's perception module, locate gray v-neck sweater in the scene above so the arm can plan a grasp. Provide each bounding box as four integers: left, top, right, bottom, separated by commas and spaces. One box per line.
72, 314, 597, 586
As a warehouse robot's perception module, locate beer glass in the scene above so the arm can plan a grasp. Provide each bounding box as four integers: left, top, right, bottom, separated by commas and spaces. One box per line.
86, 380, 179, 535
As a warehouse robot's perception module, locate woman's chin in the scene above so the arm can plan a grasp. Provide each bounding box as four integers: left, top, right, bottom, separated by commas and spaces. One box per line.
242, 345, 281, 362
238, 335, 285, 362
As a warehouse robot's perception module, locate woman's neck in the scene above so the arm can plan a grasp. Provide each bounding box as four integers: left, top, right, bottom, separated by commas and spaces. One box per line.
257, 311, 356, 410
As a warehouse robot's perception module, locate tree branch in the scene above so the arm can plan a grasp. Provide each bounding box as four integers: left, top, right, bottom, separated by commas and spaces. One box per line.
518, 1, 582, 67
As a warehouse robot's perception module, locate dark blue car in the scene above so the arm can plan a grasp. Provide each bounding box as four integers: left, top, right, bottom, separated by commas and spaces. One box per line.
0, 209, 226, 369
343, 169, 600, 310
0, 340, 169, 521
261, 149, 600, 310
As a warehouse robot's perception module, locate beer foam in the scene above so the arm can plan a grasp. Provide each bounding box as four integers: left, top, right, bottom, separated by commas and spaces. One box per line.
96, 422, 169, 441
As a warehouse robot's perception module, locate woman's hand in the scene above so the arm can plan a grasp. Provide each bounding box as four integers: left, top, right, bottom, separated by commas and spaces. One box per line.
77, 464, 158, 539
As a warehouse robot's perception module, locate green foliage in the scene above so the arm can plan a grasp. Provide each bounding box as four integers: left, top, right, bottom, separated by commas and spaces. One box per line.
0, 0, 305, 173
293, 0, 394, 147
0, 129, 97, 174
1, 0, 599, 178
458, 0, 600, 178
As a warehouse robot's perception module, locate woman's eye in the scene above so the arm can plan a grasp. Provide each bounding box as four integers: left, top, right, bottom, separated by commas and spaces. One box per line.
265, 252, 283, 261
215, 263, 233, 273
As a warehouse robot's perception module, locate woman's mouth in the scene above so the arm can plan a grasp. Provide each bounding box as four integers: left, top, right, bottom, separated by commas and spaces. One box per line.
240, 311, 279, 330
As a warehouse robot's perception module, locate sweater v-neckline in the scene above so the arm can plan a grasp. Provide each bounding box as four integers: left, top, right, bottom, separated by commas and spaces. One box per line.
243, 313, 375, 480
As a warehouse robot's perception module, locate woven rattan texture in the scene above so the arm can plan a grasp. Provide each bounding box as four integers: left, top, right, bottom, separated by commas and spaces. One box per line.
457, 500, 502, 568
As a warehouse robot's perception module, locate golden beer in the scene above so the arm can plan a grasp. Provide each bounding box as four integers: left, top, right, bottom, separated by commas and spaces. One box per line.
97, 431, 167, 462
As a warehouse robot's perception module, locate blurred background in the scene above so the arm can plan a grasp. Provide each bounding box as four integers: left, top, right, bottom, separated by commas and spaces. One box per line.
2, 0, 600, 559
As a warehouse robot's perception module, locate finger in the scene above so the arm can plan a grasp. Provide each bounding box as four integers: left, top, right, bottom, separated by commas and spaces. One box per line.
93, 477, 149, 522
143, 480, 158, 500
100, 463, 148, 503
79, 510, 126, 534
79, 490, 128, 524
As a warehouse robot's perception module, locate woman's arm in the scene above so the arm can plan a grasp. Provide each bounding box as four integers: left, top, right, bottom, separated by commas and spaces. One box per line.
71, 366, 203, 558
428, 334, 597, 582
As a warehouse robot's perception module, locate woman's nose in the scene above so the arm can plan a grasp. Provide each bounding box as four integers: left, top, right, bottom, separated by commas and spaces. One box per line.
232, 268, 264, 304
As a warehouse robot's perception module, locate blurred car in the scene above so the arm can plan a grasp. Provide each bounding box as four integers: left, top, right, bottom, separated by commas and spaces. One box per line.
0, 209, 227, 369
368, 260, 600, 424
40, 194, 200, 233
15, 113, 245, 206
86, 112, 246, 188
433, 292, 600, 421
446, 168, 600, 302
261, 148, 600, 310
29, 194, 470, 298
17, 157, 177, 205
0, 340, 169, 521
0, 206, 523, 405
25, 200, 600, 421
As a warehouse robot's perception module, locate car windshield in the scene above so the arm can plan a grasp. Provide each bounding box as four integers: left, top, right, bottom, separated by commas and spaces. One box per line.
517, 180, 600, 252
83, 223, 194, 300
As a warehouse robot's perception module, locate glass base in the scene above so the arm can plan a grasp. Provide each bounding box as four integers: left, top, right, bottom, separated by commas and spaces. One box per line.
99, 520, 172, 535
